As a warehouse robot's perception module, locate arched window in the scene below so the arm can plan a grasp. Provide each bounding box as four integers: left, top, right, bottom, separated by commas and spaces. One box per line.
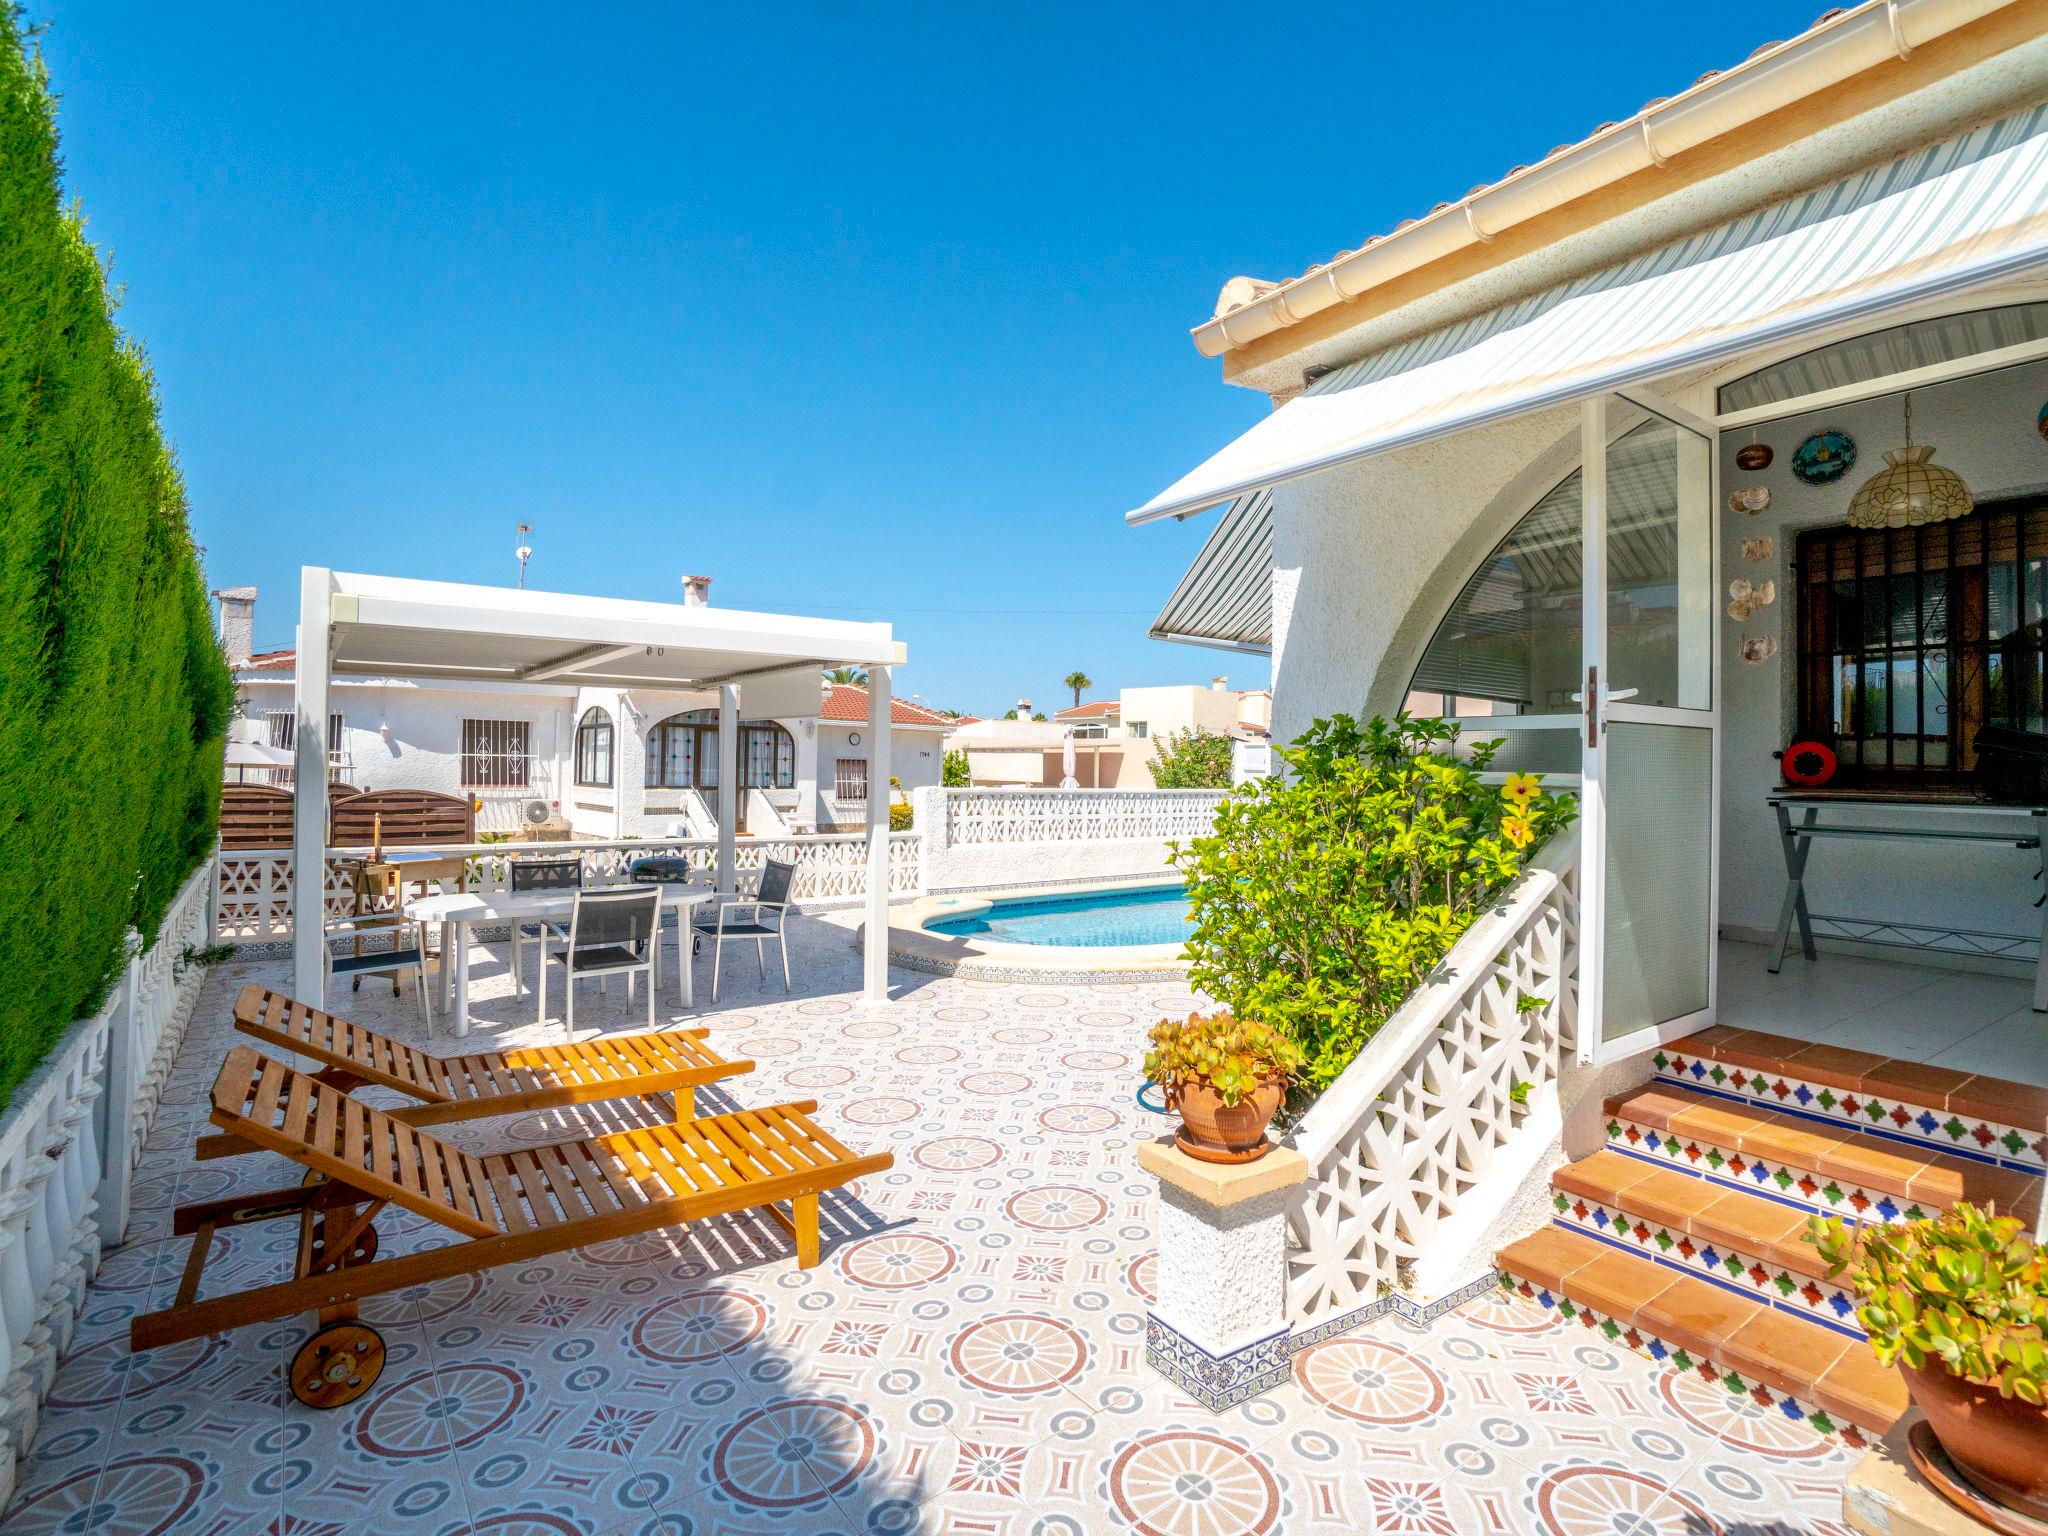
1407, 419, 1689, 719
645, 711, 797, 790
573, 707, 614, 787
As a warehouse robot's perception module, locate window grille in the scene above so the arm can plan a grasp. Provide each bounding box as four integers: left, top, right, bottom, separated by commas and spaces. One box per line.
834, 757, 869, 802
460, 718, 531, 789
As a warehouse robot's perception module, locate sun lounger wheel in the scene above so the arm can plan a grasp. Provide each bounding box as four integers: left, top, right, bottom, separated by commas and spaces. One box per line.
289, 1322, 385, 1409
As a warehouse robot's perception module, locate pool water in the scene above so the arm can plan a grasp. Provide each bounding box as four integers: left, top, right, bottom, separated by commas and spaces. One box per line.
927, 885, 1191, 947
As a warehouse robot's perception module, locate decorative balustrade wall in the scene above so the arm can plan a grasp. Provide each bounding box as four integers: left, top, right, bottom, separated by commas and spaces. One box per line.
941, 788, 1226, 845
1284, 831, 1580, 1340
915, 787, 1227, 893
214, 832, 922, 941
0, 859, 213, 1510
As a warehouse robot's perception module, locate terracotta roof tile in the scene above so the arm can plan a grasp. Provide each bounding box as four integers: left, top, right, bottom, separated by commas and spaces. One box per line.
821, 683, 951, 728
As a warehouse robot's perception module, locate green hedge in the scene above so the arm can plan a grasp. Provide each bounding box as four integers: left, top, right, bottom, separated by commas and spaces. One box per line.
0, 7, 233, 1109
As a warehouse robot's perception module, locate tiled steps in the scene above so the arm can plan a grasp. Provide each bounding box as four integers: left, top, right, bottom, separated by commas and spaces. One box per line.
1499, 1030, 2047, 1448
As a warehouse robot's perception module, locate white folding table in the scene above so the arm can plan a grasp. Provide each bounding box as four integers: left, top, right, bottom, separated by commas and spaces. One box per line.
407, 883, 716, 1036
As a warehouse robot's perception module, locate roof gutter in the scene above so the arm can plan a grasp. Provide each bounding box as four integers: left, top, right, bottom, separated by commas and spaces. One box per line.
1192, 0, 2018, 360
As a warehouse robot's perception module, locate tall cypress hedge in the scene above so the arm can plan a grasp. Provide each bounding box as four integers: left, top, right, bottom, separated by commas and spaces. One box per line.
0, 6, 233, 1109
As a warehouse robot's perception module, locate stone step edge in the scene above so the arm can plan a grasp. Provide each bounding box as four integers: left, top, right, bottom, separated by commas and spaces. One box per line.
1545, 1189, 1866, 1338
1495, 1241, 1890, 1446
1606, 1082, 2045, 1223
1651, 1056, 2047, 1175
1662, 1027, 2048, 1164
1603, 1109, 1947, 1226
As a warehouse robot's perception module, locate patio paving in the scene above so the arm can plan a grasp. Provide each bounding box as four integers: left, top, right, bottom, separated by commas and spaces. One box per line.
0, 914, 1863, 1536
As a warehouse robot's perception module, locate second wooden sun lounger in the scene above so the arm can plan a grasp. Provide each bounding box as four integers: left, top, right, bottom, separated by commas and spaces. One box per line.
196, 982, 752, 1159
135, 1046, 891, 1408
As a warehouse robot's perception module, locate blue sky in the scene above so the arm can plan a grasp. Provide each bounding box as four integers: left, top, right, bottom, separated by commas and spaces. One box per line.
36, 2, 1818, 717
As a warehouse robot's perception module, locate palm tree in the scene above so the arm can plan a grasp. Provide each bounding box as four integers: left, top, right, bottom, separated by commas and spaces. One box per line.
1063, 671, 1093, 708
823, 666, 868, 686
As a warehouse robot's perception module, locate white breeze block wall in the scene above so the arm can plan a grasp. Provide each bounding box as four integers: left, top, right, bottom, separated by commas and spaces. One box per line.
914, 787, 1222, 892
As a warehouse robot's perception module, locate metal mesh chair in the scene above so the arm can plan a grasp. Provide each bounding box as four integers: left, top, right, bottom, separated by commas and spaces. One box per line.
692, 859, 795, 1003
510, 857, 582, 1002
323, 914, 431, 1028
546, 886, 661, 1030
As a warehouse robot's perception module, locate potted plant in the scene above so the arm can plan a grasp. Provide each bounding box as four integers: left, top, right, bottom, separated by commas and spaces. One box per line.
1143, 1012, 1304, 1164
1813, 1203, 2048, 1519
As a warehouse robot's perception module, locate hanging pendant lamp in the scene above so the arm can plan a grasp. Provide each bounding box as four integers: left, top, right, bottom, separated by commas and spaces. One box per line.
1845, 392, 1973, 529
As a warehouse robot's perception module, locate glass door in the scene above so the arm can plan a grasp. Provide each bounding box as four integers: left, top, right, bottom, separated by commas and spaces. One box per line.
1578, 393, 1719, 1063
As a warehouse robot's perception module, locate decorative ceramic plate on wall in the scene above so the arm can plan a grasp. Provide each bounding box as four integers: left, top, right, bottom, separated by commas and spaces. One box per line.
1791, 429, 1856, 485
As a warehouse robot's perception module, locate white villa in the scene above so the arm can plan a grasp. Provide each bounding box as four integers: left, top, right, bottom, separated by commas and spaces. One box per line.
944, 678, 1271, 786
216, 580, 948, 838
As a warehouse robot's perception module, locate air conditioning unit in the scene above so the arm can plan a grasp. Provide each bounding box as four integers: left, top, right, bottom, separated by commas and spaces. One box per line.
522, 797, 573, 842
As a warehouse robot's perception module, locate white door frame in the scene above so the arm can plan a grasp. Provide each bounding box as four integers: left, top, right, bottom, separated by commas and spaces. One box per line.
1576, 394, 1723, 1065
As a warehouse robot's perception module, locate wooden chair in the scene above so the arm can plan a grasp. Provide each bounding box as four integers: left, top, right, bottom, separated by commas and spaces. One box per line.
136, 1045, 890, 1408
193, 983, 753, 1159
693, 858, 796, 1002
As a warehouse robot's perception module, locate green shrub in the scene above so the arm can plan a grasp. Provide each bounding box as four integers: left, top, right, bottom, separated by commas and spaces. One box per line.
0, 7, 231, 1107
1171, 713, 1573, 1094
1147, 727, 1232, 789
942, 749, 970, 787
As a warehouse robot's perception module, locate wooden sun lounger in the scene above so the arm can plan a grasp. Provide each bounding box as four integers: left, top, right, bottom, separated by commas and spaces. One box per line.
195, 983, 753, 1159
135, 1046, 891, 1407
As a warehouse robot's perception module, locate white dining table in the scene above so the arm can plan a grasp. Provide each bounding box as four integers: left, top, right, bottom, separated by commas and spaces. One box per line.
405, 883, 717, 1036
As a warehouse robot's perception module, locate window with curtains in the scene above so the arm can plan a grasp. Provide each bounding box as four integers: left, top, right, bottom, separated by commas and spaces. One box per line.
1794, 500, 2048, 789
740, 723, 796, 789
460, 718, 531, 789
646, 712, 794, 790
573, 707, 614, 787
834, 757, 868, 802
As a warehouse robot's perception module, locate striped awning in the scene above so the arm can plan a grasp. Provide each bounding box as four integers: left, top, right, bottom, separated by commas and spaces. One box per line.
1149, 489, 1274, 653
1127, 106, 2048, 525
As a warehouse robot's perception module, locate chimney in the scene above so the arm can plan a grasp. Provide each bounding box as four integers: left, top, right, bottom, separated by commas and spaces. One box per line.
1211, 675, 1229, 691
682, 574, 712, 607
212, 585, 256, 668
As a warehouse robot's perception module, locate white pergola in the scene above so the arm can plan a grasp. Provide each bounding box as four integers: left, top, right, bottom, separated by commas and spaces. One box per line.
290, 567, 907, 1008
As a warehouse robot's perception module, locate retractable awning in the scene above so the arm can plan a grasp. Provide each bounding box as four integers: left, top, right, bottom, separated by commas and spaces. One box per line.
1149, 489, 1274, 653
1127, 105, 2048, 525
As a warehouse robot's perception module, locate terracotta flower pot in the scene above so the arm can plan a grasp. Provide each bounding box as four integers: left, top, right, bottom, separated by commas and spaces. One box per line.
1167, 1076, 1284, 1164
1903, 1362, 2048, 1521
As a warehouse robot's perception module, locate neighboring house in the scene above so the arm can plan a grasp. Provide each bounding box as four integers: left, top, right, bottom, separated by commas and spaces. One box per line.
215, 585, 944, 838
1130, 3, 2048, 1069
948, 678, 1270, 786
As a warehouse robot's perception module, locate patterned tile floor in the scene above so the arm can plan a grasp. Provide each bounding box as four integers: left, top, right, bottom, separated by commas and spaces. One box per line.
1, 915, 1863, 1536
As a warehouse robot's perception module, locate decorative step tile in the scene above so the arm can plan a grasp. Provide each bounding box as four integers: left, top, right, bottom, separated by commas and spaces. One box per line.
1603, 1116, 1930, 1227
1655, 1038, 2048, 1174
1549, 1196, 1862, 1336
1491, 1271, 1872, 1450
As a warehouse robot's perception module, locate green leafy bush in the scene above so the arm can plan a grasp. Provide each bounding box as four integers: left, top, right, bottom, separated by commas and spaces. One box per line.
0, 8, 232, 1107
1171, 713, 1573, 1094
1148, 726, 1233, 789
1143, 1012, 1304, 1107
1813, 1204, 2048, 1402
941, 749, 970, 787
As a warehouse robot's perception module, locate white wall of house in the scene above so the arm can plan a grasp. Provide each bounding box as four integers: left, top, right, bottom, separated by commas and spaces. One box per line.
814, 722, 945, 829
232, 675, 579, 834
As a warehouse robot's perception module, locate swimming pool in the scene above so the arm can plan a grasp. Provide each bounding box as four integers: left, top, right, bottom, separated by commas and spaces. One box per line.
925, 884, 1190, 947
883, 877, 1192, 980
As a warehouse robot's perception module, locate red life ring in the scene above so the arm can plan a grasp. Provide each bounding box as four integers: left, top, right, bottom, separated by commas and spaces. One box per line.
1781, 740, 1838, 788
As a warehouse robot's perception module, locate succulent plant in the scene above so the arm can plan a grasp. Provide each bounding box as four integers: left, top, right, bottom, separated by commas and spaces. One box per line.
1812, 1203, 2048, 1403
1143, 1011, 1304, 1108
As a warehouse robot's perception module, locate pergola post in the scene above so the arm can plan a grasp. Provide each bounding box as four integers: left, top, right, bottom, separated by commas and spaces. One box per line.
863, 665, 892, 1005
291, 567, 333, 1005
716, 684, 739, 894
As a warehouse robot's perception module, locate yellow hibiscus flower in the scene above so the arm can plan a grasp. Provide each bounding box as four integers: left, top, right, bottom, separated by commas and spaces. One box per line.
1502, 814, 1534, 849
1501, 772, 1540, 804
